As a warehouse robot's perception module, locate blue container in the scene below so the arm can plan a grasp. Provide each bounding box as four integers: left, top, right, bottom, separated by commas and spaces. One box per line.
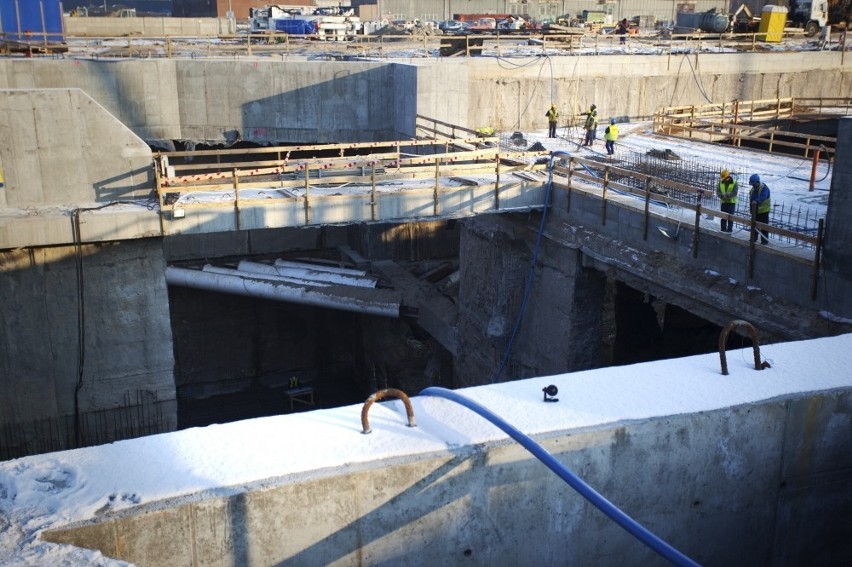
0, 0, 64, 42
274, 18, 316, 35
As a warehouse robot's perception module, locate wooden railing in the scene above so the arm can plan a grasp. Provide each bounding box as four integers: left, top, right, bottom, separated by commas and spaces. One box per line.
653, 97, 852, 158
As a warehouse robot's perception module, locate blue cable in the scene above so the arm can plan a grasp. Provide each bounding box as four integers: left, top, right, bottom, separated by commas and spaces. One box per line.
492, 150, 571, 382
420, 386, 701, 567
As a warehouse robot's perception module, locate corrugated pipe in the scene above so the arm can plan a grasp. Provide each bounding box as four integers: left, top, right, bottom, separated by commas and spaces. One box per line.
165, 266, 400, 317
419, 386, 701, 567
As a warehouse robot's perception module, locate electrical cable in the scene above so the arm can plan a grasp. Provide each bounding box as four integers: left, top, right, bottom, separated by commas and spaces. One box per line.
491, 150, 566, 382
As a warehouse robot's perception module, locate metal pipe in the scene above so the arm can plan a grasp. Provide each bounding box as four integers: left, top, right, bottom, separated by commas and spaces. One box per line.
360, 388, 416, 434
419, 386, 701, 567
245, 260, 378, 288
201, 264, 329, 288
274, 259, 368, 277
718, 320, 767, 375
165, 266, 400, 317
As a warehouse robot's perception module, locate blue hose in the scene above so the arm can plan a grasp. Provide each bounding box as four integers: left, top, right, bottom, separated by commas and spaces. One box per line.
420, 386, 701, 567
492, 150, 572, 382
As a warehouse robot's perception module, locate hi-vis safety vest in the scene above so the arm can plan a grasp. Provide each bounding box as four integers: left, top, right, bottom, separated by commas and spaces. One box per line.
604, 124, 619, 141
751, 183, 771, 214
718, 178, 738, 204
546, 108, 558, 123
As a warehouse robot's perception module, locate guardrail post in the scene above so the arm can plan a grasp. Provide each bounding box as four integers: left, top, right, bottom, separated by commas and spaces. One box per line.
233, 168, 241, 230
811, 218, 824, 300
370, 163, 377, 221
601, 166, 609, 225
566, 157, 574, 213
691, 198, 701, 258
304, 164, 311, 225
748, 206, 757, 279
495, 154, 501, 211
809, 148, 821, 191
643, 176, 652, 240
433, 158, 440, 216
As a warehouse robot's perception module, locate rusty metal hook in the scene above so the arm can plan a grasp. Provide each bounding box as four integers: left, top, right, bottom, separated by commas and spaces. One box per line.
361, 388, 416, 434
718, 320, 768, 375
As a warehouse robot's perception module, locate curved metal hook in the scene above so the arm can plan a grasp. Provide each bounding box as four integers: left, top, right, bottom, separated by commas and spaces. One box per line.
361, 388, 416, 434
718, 320, 768, 375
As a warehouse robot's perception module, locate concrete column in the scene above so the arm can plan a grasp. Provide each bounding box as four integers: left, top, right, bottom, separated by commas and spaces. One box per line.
823, 116, 852, 276
455, 214, 604, 386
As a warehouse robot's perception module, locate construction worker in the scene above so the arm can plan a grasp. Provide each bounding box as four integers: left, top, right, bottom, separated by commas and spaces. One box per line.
546, 104, 559, 138
748, 174, 771, 244
717, 169, 738, 232
604, 118, 619, 155
582, 104, 598, 146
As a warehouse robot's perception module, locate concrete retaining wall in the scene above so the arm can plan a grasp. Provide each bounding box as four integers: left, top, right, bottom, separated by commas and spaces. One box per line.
0, 89, 153, 207
0, 52, 848, 147
42, 389, 852, 566
0, 59, 417, 145
0, 240, 177, 458
63, 16, 236, 37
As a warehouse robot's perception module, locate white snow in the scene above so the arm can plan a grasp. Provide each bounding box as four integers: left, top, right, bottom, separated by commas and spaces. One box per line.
2, 332, 852, 566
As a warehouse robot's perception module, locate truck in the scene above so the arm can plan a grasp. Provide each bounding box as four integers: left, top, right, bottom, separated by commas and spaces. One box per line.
789, 0, 852, 36
248, 5, 362, 41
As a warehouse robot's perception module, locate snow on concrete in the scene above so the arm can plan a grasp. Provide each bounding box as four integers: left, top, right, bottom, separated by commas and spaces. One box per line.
2, 333, 852, 565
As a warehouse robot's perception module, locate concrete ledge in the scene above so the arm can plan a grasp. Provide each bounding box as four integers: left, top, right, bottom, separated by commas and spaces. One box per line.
41, 388, 852, 566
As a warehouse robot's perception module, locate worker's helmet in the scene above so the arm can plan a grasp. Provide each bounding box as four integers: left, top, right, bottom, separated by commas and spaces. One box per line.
749, 174, 761, 185
551, 103, 556, 108
591, 104, 597, 109
721, 169, 730, 178
610, 118, 616, 125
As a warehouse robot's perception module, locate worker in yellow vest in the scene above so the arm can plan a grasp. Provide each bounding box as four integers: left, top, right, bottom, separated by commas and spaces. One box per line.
546, 104, 559, 138
604, 118, 619, 155
717, 169, 738, 233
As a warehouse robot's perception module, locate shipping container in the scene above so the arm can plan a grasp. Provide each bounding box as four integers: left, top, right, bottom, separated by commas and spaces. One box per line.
0, 0, 64, 43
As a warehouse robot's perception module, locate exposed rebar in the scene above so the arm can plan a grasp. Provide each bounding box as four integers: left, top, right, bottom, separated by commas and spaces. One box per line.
361, 388, 416, 434
718, 320, 766, 375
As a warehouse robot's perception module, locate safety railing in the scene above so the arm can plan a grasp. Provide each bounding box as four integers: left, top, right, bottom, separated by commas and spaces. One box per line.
3, 27, 844, 59
153, 136, 550, 228
654, 97, 851, 158
550, 154, 825, 297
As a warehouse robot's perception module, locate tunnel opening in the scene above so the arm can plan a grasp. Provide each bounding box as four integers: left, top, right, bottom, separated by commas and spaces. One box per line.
606, 280, 754, 367
168, 252, 457, 430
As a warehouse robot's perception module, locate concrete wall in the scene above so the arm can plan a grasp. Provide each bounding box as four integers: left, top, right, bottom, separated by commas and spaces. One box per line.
456, 214, 605, 385
0, 59, 417, 145
553, 187, 852, 338
823, 116, 852, 290
0, 52, 848, 147
63, 16, 236, 36
456, 51, 852, 132
0, 240, 177, 458
42, 388, 852, 566
0, 89, 153, 207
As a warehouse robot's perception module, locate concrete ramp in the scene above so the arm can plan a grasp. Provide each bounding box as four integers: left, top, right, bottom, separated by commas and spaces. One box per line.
0, 88, 153, 208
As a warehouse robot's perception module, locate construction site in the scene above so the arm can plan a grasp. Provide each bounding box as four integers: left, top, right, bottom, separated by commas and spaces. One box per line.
1, 6, 852, 566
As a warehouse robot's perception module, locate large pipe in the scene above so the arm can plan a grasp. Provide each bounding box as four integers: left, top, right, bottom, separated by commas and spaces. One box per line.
274, 259, 368, 277
241, 260, 378, 288
165, 266, 400, 317
202, 264, 330, 287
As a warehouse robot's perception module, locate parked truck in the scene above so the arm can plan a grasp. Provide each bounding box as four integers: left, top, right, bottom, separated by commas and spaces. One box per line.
248, 5, 362, 41
789, 0, 851, 36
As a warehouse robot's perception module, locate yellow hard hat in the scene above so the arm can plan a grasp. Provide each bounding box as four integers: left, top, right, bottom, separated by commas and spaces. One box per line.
721, 169, 730, 178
